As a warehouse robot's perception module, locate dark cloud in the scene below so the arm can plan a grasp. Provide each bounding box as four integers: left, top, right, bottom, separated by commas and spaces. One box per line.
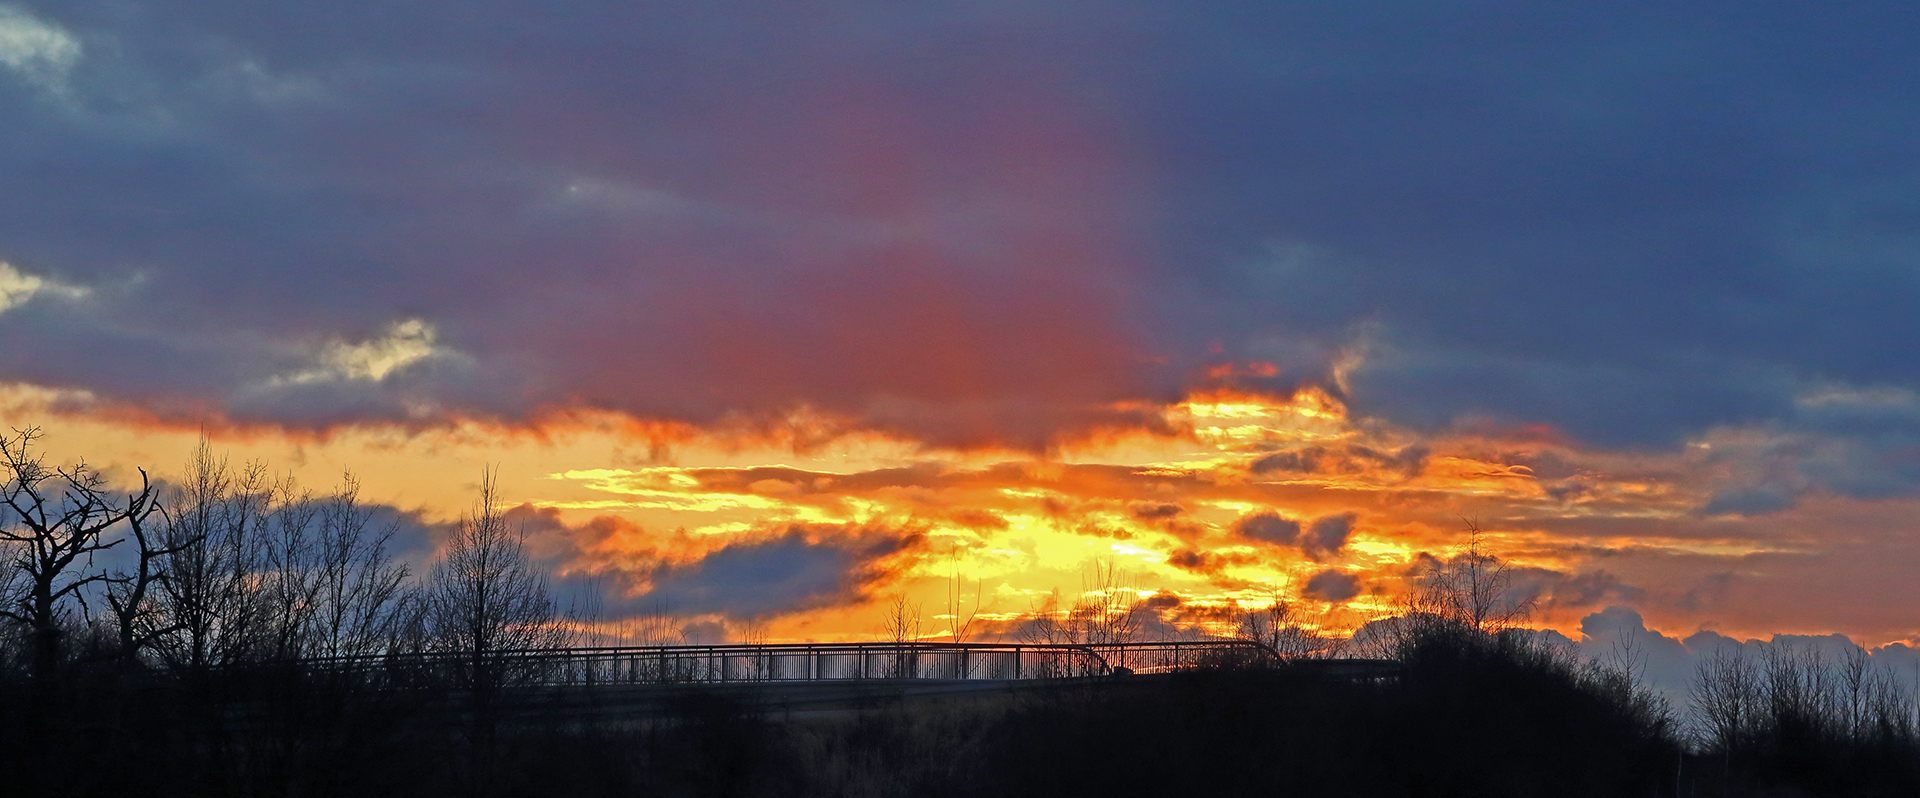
0, 0, 1170, 448
1250, 444, 1427, 480
1157, 3, 1920, 450
1129, 502, 1183, 520
632, 525, 920, 619
1550, 570, 1648, 610
1700, 487, 1796, 518
1, 0, 1919, 504
1302, 569, 1360, 603
1138, 591, 1182, 612
500, 505, 925, 621
1226, 510, 1353, 559
1166, 550, 1210, 571
678, 620, 729, 645
1304, 512, 1356, 559
1484, 565, 1648, 616
1689, 406, 1920, 512
1233, 511, 1300, 547
1164, 548, 1257, 576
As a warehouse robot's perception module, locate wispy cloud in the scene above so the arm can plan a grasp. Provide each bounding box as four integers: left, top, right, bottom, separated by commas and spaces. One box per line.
0, 4, 79, 93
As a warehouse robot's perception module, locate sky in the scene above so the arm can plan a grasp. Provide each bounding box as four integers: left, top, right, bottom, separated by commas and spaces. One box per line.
5, 1, 1920, 673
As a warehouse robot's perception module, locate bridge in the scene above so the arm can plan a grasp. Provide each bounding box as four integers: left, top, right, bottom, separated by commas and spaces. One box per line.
245, 641, 1401, 720
294, 639, 1297, 688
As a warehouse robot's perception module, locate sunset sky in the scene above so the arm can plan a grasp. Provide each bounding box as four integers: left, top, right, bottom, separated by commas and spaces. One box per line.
5, 2, 1920, 656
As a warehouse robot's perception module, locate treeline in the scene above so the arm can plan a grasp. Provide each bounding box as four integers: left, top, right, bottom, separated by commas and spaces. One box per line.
1689, 641, 1920, 793
0, 429, 565, 680
0, 429, 576, 796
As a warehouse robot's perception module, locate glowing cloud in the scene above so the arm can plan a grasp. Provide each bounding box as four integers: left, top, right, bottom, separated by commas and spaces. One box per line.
0, 261, 87, 315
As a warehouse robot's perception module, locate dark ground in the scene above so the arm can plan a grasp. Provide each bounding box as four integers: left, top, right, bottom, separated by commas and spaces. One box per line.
5, 631, 1917, 797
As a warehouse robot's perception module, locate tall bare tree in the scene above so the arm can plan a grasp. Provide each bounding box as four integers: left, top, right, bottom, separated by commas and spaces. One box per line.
424, 469, 565, 689
1069, 559, 1140, 649
255, 475, 321, 661
944, 549, 984, 644
882, 593, 923, 677
310, 471, 410, 659
1404, 518, 1533, 635
101, 491, 189, 663
0, 427, 160, 677
156, 443, 275, 670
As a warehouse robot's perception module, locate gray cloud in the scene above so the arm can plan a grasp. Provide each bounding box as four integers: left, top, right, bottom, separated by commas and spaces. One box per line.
1302, 569, 1360, 603
1, 0, 1919, 497
629, 527, 920, 620
1233, 511, 1300, 547
500, 505, 926, 621
1250, 444, 1427, 480
1304, 512, 1355, 559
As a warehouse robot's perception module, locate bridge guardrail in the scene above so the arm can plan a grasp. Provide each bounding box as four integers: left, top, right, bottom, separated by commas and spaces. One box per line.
280, 639, 1285, 688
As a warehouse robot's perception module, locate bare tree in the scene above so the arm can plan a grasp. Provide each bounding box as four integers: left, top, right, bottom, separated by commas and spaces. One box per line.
424, 469, 565, 690
309, 471, 410, 659
1691, 646, 1758, 753
1066, 559, 1141, 671
1841, 645, 1872, 740
882, 593, 922, 677
0, 427, 160, 677
884, 592, 923, 644
1014, 590, 1076, 678
157, 445, 267, 669
1403, 518, 1534, 639
1763, 642, 1835, 741
155, 440, 237, 671
256, 475, 322, 661
1011, 561, 1142, 672
101, 489, 189, 663
945, 550, 984, 644
1018, 590, 1067, 645
1070, 559, 1140, 648
152, 447, 406, 668
156, 442, 331, 670
1234, 596, 1321, 659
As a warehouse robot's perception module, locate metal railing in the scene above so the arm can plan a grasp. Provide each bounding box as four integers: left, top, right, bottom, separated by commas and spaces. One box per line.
286, 639, 1281, 688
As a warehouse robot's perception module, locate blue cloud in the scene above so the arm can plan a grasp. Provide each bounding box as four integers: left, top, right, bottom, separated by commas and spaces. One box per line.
631, 528, 917, 619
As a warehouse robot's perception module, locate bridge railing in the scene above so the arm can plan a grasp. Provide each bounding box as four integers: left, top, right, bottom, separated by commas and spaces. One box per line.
286, 639, 1281, 687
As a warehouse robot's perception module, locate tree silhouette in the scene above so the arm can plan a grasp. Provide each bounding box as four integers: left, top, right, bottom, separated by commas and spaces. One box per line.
423, 468, 565, 691
0, 427, 161, 677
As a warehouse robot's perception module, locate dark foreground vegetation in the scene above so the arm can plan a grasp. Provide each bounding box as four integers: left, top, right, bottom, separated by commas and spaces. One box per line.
6, 428, 1920, 796
7, 623, 1920, 797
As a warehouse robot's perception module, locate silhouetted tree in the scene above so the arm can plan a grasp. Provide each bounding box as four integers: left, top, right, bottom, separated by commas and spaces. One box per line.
100, 489, 188, 663
423, 468, 566, 691
310, 471, 410, 659
882, 593, 922, 677
0, 427, 161, 677
155, 443, 274, 671
255, 475, 322, 661
1387, 518, 1538, 668
1069, 559, 1140, 665
1233, 596, 1323, 659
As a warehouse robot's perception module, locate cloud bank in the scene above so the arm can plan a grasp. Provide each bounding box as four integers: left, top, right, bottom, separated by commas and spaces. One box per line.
0, 1, 1913, 464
